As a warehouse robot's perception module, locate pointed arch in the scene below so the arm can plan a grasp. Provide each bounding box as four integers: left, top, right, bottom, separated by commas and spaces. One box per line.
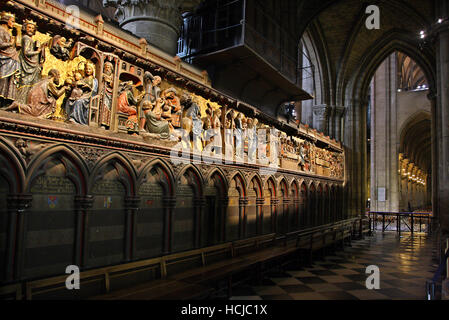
229, 171, 247, 197
264, 176, 277, 198
89, 152, 137, 196
138, 158, 175, 197
176, 164, 204, 198
206, 167, 229, 196
278, 178, 289, 198
26, 144, 89, 195
290, 179, 299, 198
249, 173, 263, 198
0, 137, 26, 194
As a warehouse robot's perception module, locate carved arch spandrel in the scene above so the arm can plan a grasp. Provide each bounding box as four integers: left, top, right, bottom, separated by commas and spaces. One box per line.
175, 164, 204, 198
137, 158, 175, 197
89, 152, 137, 196
25, 144, 89, 195
0, 137, 26, 194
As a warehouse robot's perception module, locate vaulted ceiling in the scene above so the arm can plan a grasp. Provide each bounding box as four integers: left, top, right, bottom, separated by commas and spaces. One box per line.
400, 112, 432, 174
300, 0, 436, 105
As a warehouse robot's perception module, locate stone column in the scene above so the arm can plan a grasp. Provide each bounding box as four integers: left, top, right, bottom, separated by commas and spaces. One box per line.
270, 199, 279, 233
437, 24, 449, 236
239, 197, 249, 239
103, 0, 202, 55
124, 196, 140, 261
194, 197, 206, 248
328, 106, 336, 139
312, 104, 330, 135
294, 198, 301, 230
219, 197, 229, 242
74, 195, 94, 268
162, 197, 176, 255
256, 198, 265, 235
282, 198, 291, 234
4, 194, 32, 282
334, 106, 346, 142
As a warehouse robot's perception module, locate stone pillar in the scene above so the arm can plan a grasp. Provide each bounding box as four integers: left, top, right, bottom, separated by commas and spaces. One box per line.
219, 197, 229, 242
239, 197, 249, 239
437, 25, 449, 236
334, 106, 346, 142
124, 196, 140, 261
282, 198, 291, 234
256, 198, 265, 235
74, 195, 94, 268
294, 198, 301, 230
370, 55, 399, 213
312, 104, 330, 134
162, 197, 176, 255
270, 199, 279, 233
328, 106, 336, 139
103, 0, 201, 55
4, 194, 32, 281
194, 197, 206, 248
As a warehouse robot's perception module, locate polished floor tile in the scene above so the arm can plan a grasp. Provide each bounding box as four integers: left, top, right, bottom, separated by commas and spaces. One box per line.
230, 232, 439, 300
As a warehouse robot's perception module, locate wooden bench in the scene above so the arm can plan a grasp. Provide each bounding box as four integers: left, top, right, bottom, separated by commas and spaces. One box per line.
2, 219, 365, 300
0, 283, 22, 300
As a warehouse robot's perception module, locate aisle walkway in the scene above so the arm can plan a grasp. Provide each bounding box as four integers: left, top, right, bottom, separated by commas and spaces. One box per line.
230, 233, 439, 300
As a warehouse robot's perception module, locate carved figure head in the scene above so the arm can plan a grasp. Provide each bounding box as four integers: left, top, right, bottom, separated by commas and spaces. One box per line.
0, 12, 15, 28
104, 61, 114, 75
48, 69, 60, 84
22, 19, 37, 36
152, 75, 161, 86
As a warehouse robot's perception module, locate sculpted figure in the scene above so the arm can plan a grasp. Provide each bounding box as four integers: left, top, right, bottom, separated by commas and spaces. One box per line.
212, 108, 221, 130
99, 61, 114, 128
202, 103, 214, 148
162, 87, 181, 128
17, 19, 47, 104
6, 68, 68, 118
0, 12, 19, 108
183, 94, 202, 136
50, 35, 73, 61
210, 108, 222, 154
63, 72, 83, 118
142, 100, 172, 138
117, 80, 145, 129
140, 71, 161, 130
234, 112, 244, 159
66, 62, 98, 125
181, 94, 203, 150
224, 110, 235, 158
247, 117, 258, 162
299, 142, 307, 170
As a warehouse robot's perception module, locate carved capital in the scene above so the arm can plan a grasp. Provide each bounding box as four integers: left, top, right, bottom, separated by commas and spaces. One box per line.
312, 105, 331, 119
239, 197, 249, 206
334, 106, 346, 118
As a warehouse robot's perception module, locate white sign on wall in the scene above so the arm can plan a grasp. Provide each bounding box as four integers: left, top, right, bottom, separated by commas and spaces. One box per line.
378, 187, 386, 202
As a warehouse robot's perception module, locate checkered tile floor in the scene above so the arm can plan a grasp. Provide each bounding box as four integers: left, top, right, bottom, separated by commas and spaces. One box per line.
230, 232, 440, 300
